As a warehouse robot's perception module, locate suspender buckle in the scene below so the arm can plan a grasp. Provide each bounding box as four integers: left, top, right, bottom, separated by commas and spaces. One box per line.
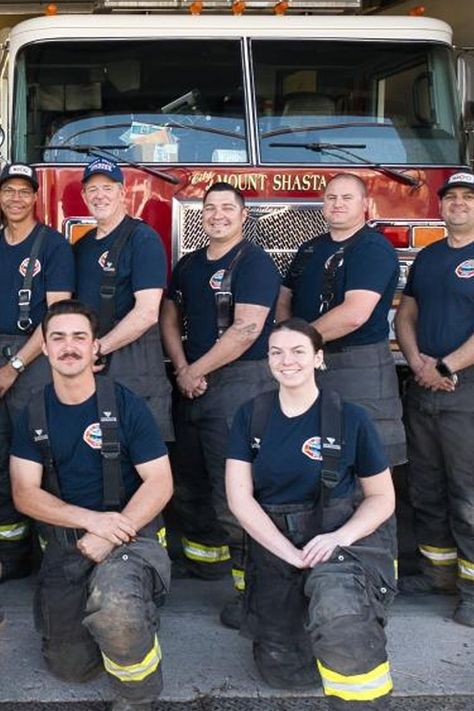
100, 285, 116, 300
17, 317, 33, 331
321, 468, 339, 489
18, 288, 32, 306
101, 441, 121, 459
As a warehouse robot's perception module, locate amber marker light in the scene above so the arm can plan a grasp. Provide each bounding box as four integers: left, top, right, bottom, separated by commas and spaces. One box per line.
232, 0, 246, 14
411, 225, 447, 247
189, 1, 203, 13
409, 5, 425, 16
273, 1, 288, 14
45, 3, 58, 14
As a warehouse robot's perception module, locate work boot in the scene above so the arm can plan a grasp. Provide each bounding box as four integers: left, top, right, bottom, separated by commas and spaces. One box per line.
398, 573, 457, 595
111, 699, 153, 711
220, 591, 243, 630
253, 641, 320, 689
453, 600, 474, 628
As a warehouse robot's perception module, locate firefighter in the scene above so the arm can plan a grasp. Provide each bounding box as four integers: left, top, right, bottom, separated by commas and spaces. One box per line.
0, 162, 74, 582
276, 173, 405, 468
75, 157, 173, 441
395, 171, 474, 626
10, 299, 172, 711
160, 182, 280, 627
226, 318, 397, 709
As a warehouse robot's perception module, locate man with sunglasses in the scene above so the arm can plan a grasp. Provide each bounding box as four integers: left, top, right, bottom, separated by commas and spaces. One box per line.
277, 173, 405, 468
0, 162, 74, 582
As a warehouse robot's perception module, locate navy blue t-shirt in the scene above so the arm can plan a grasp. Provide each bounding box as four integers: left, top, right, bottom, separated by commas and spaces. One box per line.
228, 393, 388, 505
168, 240, 281, 362
284, 226, 399, 348
75, 218, 167, 321
11, 381, 167, 510
0, 223, 75, 335
404, 238, 474, 358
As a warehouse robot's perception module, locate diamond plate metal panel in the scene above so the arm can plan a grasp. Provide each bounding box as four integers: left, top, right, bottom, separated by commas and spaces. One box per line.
177, 202, 328, 275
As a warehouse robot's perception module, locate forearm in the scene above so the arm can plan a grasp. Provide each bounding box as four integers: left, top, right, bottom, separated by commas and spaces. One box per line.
395, 315, 423, 372
189, 324, 259, 378
15, 326, 44, 367
333, 493, 394, 547
443, 333, 474, 373
312, 303, 367, 342
100, 305, 158, 355
160, 311, 188, 371
13, 486, 96, 531
121, 476, 173, 533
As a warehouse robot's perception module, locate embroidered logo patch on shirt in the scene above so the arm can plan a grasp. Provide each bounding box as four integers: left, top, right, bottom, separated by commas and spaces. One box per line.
98, 250, 114, 272
455, 260, 474, 279
18, 257, 41, 278
209, 269, 225, 290
301, 436, 322, 461
83, 422, 102, 449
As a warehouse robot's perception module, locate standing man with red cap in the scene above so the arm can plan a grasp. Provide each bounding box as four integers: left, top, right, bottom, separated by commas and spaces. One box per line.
0, 162, 74, 581
396, 170, 474, 626
75, 158, 173, 442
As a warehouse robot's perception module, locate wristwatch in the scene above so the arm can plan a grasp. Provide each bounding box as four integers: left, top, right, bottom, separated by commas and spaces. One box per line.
9, 355, 25, 374
435, 358, 457, 382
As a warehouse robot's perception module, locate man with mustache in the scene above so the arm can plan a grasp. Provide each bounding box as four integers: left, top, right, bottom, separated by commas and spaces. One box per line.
0, 162, 74, 583
10, 299, 172, 711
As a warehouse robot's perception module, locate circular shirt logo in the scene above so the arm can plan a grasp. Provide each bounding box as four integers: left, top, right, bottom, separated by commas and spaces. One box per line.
18, 257, 41, 278
455, 260, 474, 279
301, 436, 322, 461
209, 269, 225, 290
83, 422, 102, 450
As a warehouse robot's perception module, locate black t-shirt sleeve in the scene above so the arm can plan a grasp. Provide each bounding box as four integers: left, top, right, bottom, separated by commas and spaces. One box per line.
233, 248, 280, 307
10, 408, 43, 464
227, 401, 253, 463
119, 386, 168, 465
346, 403, 389, 477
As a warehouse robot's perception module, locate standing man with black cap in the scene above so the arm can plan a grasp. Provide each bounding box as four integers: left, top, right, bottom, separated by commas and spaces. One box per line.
396, 170, 474, 627
0, 162, 74, 581
75, 158, 173, 442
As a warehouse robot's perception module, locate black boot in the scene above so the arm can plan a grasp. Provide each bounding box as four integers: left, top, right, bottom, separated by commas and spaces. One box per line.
220, 592, 244, 630
453, 600, 474, 628
253, 640, 320, 689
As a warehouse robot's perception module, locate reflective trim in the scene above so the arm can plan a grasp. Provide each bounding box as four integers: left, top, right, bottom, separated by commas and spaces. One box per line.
181, 537, 230, 564
419, 545, 457, 566
232, 567, 245, 591
394, 558, 398, 580
38, 535, 48, 552
156, 527, 167, 548
102, 635, 161, 683
318, 659, 393, 702
0, 521, 30, 541
458, 557, 474, 582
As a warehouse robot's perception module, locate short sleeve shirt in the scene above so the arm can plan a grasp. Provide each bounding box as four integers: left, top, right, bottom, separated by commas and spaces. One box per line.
227, 393, 388, 505
75, 218, 167, 321
0, 223, 75, 335
283, 226, 399, 348
404, 238, 474, 358
11, 382, 168, 510
167, 240, 281, 362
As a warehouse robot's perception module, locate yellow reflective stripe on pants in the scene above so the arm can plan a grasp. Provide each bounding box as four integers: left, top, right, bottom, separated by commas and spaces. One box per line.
419, 545, 457, 566
458, 557, 474, 582
317, 659, 393, 702
181, 537, 230, 563
156, 527, 167, 548
232, 567, 245, 591
0, 521, 30, 541
102, 635, 162, 683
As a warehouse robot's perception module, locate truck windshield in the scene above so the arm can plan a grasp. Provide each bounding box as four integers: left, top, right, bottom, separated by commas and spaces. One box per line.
13, 36, 463, 167
253, 40, 464, 165
13, 39, 247, 164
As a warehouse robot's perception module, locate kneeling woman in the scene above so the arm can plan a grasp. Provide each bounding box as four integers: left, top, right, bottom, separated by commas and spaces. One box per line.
226, 318, 397, 710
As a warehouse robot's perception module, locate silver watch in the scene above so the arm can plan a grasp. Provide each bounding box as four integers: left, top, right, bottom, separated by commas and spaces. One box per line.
9, 356, 25, 373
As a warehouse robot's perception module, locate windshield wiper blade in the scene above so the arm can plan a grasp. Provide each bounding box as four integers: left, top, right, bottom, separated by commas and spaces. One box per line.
38, 143, 181, 186
268, 140, 421, 189
262, 121, 392, 140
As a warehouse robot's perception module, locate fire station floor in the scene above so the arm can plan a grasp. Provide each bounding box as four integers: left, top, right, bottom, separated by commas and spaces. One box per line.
1, 572, 473, 711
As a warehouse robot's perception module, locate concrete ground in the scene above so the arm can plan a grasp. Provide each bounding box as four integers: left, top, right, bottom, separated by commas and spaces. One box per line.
1, 572, 473, 711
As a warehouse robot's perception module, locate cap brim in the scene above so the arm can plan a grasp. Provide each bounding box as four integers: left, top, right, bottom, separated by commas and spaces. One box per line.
0, 175, 39, 191
438, 181, 474, 197
82, 169, 123, 184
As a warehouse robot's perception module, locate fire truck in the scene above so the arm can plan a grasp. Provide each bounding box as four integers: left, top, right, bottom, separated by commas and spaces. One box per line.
0, 3, 473, 347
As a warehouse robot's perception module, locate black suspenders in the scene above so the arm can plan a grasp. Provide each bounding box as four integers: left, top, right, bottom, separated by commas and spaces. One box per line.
17, 225, 47, 333
28, 377, 124, 512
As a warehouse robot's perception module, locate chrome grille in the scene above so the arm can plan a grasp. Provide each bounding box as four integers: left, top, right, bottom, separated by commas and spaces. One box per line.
176, 201, 328, 275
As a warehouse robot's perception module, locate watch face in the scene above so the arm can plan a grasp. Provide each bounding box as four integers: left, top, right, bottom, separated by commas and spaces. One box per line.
10, 357, 24, 372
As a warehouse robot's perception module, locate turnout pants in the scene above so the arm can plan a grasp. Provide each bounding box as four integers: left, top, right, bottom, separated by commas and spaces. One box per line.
243, 500, 397, 709
107, 324, 174, 442
34, 525, 170, 702
320, 341, 406, 467
404, 370, 474, 600
172, 360, 276, 587
0, 334, 50, 581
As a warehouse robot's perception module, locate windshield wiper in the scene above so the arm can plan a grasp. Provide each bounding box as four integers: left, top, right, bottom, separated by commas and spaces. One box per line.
38, 143, 181, 186
269, 141, 421, 189
262, 121, 394, 140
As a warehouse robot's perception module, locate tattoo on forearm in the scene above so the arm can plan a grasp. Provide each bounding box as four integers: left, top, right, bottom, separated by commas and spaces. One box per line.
231, 318, 258, 338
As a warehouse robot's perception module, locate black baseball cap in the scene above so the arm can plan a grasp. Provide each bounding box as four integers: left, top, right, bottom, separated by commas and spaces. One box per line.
0, 163, 39, 191
438, 170, 474, 198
